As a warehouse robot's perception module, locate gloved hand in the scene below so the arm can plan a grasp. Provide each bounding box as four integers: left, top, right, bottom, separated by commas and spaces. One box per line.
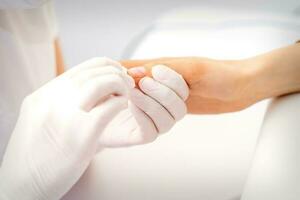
99, 64, 189, 147
0, 57, 135, 200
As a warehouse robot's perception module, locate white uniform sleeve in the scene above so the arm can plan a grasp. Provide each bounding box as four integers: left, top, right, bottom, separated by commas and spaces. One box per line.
46, 0, 59, 38
0, 0, 50, 9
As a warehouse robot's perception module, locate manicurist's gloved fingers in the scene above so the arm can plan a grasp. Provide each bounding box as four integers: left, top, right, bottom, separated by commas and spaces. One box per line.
129, 88, 175, 133
139, 77, 187, 121
66, 57, 124, 77
98, 102, 159, 147
79, 74, 129, 111
90, 96, 128, 131
127, 101, 158, 144
72, 66, 123, 85
73, 66, 134, 89
72, 96, 128, 150
152, 64, 189, 101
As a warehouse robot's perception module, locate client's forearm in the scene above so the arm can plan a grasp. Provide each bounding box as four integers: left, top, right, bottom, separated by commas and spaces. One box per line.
243, 44, 300, 102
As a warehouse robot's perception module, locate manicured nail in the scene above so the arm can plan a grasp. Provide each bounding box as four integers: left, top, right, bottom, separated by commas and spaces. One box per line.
128, 67, 146, 78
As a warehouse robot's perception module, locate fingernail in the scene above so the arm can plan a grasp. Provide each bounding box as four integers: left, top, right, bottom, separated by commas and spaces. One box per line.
128, 67, 146, 78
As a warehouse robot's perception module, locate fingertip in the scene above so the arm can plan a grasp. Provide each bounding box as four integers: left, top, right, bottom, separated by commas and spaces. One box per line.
138, 77, 156, 91
101, 57, 123, 68
127, 65, 153, 83
151, 64, 189, 101
128, 66, 146, 77
152, 64, 175, 81
123, 74, 136, 89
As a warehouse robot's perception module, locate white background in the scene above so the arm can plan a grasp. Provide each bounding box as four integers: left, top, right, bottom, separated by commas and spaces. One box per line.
55, 0, 300, 66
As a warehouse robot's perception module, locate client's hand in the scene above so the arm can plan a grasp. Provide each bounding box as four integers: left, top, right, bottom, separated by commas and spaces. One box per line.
122, 57, 254, 114
122, 44, 300, 114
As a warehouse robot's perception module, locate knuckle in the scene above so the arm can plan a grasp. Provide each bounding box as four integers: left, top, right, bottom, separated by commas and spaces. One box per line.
92, 57, 121, 68
89, 57, 113, 67
107, 75, 124, 86
106, 76, 127, 95
164, 88, 175, 98
106, 66, 123, 74
146, 103, 161, 116
157, 90, 176, 106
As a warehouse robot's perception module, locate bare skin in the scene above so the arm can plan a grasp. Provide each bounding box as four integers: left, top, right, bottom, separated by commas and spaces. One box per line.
54, 38, 65, 75
121, 44, 300, 114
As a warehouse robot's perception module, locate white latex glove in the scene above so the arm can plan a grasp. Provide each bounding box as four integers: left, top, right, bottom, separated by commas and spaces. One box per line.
0, 58, 135, 200
99, 64, 189, 147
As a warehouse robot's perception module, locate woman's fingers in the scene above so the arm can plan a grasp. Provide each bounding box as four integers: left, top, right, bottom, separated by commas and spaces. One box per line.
139, 77, 187, 121
120, 57, 174, 68
120, 59, 152, 68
